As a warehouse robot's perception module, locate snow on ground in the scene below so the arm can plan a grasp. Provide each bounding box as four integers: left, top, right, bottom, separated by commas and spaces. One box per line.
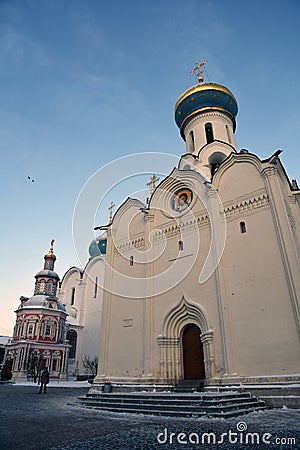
9, 380, 90, 388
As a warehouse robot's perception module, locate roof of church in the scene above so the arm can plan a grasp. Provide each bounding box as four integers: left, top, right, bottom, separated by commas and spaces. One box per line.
175, 83, 238, 138
34, 269, 60, 280
19, 294, 66, 312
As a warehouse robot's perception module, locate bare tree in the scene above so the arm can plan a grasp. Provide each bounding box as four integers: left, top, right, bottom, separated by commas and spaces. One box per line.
82, 355, 98, 376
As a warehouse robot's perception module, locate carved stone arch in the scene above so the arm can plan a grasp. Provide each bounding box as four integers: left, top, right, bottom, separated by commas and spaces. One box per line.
162, 297, 209, 337
158, 297, 215, 384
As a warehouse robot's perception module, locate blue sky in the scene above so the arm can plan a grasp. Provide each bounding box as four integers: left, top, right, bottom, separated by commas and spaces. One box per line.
1, 0, 300, 335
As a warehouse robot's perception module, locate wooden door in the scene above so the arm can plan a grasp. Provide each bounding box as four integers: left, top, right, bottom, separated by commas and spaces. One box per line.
182, 324, 205, 379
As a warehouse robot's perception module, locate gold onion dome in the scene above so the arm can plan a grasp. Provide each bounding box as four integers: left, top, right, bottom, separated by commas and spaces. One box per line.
44, 239, 56, 260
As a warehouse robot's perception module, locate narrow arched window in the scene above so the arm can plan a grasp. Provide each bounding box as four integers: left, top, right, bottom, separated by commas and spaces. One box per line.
225, 124, 231, 143
66, 330, 77, 359
45, 280, 54, 296
71, 287, 75, 305
94, 276, 98, 298
130, 256, 134, 266
179, 240, 183, 251
205, 122, 214, 144
240, 221, 247, 233
189, 130, 195, 152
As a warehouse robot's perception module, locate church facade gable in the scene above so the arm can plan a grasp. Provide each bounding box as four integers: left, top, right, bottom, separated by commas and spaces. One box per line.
58, 256, 105, 378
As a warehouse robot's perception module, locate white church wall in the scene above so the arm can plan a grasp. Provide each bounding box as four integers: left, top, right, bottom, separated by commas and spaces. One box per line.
105, 296, 144, 379
216, 158, 300, 378
95, 145, 300, 389
59, 267, 82, 325
92, 78, 300, 390
79, 256, 105, 371
59, 259, 105, 377
225, 211, 299, 375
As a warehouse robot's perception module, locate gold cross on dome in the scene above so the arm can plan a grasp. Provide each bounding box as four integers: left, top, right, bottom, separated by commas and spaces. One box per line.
108, 201, 115, 223
191, 59, 207, 84
49, 239, 55, 253
147, 174, 160, 196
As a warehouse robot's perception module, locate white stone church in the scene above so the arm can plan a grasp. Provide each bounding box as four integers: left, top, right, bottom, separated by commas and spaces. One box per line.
90, 77, 300, 391
6, 67, 300, 389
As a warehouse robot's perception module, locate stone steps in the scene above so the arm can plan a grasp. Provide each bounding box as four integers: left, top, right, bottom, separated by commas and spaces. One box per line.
205, 383, 300, 409
174, 379, 204, 393
77, 391, 267, 418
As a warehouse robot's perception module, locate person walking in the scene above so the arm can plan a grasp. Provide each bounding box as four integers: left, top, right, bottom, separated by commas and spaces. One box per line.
38, 367, 49, 394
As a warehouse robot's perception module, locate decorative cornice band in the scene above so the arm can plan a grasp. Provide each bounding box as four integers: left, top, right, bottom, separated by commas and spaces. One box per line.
262, 166, 278, 178
184, 111, 233, 132
113, 190, 270, 251
115, 236, 145, 254
223, 192, 269, 222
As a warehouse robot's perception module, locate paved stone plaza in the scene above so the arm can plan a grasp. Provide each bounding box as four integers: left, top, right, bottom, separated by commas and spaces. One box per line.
0, 384, 299, 449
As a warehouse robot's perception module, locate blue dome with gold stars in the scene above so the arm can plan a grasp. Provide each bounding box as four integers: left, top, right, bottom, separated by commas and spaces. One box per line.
89, 233, 107, 257
175, 83, 238, 139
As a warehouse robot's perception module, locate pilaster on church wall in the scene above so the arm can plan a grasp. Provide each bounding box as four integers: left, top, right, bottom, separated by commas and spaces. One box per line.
262, 165, 300, 341
67, 280, 87, 375
95, 227, 115, 379
262, 165, 291, 237
143, 212, 155, 377
291, 193, 300, 223
75, 281, 88, 325
205, 185, 236, 376
57, 289, 65, 303
76, 257, 105, 371
289, 195, 300, 264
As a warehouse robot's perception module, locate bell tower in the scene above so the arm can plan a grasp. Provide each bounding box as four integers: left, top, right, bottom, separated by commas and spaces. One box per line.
34, 239, 60, 297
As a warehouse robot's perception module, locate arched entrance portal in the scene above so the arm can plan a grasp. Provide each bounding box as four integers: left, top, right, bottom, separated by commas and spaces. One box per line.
182, 324, 205, 380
